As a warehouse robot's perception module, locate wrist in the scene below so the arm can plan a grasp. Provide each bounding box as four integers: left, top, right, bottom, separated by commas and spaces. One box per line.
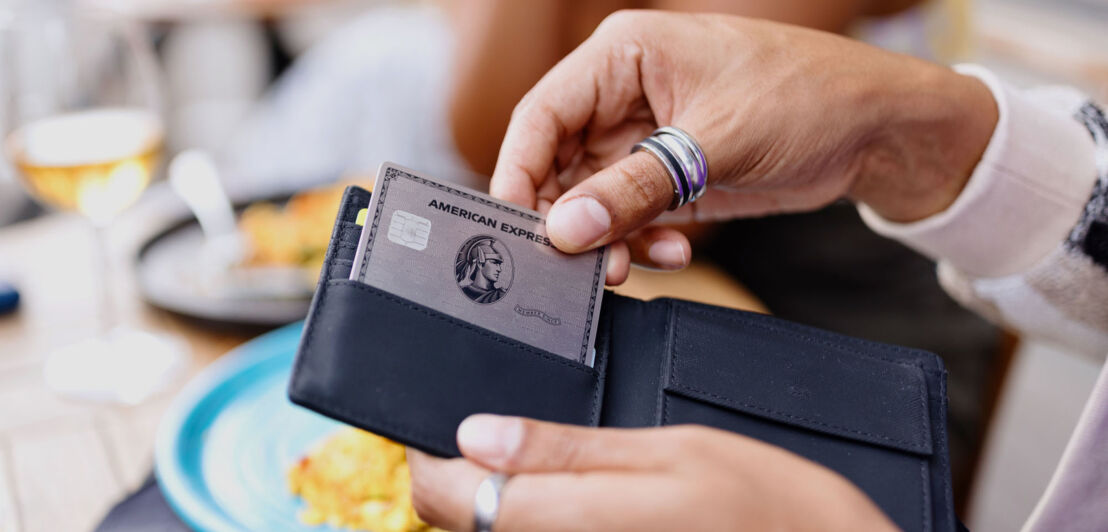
849, 62, 999, 223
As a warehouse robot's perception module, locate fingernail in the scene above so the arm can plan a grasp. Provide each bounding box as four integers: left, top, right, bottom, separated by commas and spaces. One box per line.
648, 240, 688, 270
548, 196, 611, 249
457, 415, 523, 464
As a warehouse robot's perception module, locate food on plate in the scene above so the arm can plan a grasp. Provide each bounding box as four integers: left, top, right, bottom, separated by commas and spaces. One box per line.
288, 427, 438, 532
238, 181, 367, 277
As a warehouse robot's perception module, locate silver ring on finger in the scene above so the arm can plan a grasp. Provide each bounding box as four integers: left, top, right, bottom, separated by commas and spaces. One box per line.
631, 126, 709, 209
473, 472, 510, 532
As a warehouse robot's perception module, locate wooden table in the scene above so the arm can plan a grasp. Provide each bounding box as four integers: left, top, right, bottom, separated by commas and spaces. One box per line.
0, 187, 763, 532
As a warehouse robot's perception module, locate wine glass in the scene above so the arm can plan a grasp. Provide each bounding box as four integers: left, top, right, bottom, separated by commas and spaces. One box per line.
0, 3, 188, 404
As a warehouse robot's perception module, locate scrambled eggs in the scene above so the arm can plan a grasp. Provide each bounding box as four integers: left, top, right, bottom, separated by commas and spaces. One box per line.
288, 427, 438, 532
238, 181, 367, 277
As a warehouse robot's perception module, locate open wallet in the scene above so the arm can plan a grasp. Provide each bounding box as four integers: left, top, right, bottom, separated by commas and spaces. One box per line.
289, 186, 958, 532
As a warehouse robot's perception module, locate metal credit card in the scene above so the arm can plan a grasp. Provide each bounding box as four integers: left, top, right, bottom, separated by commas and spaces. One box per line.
350, 162, 608, 365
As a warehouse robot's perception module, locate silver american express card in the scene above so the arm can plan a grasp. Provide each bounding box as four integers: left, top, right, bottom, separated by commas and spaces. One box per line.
350, 163, 608, 365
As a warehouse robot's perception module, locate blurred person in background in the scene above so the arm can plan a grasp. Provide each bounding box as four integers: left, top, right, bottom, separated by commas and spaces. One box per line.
220, 0, 949, 191
446, 0, 926, 177
222, 0, 995, 503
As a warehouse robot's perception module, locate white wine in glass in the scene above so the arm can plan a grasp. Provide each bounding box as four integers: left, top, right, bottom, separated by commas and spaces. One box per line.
1, 5, 187, 404
7, 108, 163, 222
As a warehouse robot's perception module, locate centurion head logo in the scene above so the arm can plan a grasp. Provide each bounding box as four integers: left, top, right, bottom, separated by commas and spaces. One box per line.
454, 235, 513, 304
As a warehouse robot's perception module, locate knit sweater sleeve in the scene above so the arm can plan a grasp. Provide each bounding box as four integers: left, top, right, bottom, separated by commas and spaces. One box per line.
859, 64, 1108, 356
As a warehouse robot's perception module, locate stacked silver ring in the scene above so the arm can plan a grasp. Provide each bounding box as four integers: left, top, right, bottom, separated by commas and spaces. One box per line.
474, 472, 509, 532
631, 126, 708, 210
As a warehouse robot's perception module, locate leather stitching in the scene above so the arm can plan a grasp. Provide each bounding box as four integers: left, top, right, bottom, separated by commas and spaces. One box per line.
677, 302, 927, 369
668, 384, 926, 451
674, 301, 932, 447
920, 460, 930, 531
326, 280, 598, 375
662, 300, 677, 426
669, 304, 929, 452
292, 272, 330, 397
933, 369, 952, 530
589, 307, 614, 426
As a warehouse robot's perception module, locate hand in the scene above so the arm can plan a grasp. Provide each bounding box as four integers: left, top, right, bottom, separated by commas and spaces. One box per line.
489, 11, 997, 282
407, 415, 897, 531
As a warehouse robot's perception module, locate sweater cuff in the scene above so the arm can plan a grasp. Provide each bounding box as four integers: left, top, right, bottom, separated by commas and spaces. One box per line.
858, 64, 1098, 278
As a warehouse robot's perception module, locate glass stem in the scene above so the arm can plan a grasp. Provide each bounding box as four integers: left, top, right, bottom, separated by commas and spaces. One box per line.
91, 220, 117, 335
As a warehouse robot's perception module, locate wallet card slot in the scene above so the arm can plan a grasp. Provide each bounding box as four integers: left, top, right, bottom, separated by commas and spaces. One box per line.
318, 187, 372, 281
290, 279, 604, 457
337, 224, 362, 245
331, 225, 363, 264
594, 293, 673, 428
324, 259, 354, 282
661, 300, 933, 455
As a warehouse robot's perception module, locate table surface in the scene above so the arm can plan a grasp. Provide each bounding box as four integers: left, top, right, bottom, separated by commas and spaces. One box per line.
0, 187, 763, 532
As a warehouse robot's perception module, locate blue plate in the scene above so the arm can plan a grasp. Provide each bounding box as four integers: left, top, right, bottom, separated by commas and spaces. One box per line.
155, 322, 347, 532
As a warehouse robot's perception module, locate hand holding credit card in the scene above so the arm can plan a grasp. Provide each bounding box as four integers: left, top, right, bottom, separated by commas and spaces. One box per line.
350, 163, 609, 366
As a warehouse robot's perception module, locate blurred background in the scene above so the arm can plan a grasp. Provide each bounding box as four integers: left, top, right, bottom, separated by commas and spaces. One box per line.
0, 0, 1105, 531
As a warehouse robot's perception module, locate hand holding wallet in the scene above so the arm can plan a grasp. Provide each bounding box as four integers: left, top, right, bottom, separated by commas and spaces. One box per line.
289, 186, 958, 531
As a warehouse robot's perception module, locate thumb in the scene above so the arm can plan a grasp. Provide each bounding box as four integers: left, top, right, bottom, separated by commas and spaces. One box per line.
456, 414, 670, 474
545, 151, 674, 253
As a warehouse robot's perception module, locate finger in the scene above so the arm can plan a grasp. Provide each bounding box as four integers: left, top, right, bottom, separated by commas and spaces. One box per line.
406, 451, 674, 532
407, 449, 667, 532
604, 240, 631, 285
487, 49, 602, 209
495, 473, 691, 532
406, 448, 488, 532
410, 462, 685, 532
534, 172, 563, 215
455, 414, 672, 474
545, 151, 674, 253
489, 33, 645, 209
653, 188, 794, 225
624, 226, 691, 271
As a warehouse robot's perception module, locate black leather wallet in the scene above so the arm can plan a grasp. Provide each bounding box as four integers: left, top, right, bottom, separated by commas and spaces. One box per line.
289, 186, 956, 531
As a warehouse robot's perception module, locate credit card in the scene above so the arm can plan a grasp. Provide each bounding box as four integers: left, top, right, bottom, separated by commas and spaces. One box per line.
350, 162, 608, 365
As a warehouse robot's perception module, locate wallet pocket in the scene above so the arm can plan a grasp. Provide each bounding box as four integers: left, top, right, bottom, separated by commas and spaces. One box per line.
662, 301, 932, 453
289, 279, 604, 457
658, 300, 940, 532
